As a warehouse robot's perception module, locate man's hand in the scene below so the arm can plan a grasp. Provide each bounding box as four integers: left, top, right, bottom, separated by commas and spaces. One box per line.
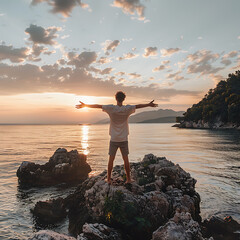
75, 101, 86, 109
148, 100, 158, 107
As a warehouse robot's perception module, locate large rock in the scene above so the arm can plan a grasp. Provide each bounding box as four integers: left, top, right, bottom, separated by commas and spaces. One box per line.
17, 148, 91, 186
152, 211, 211, 240
201, 215, 240, 240
32, 197, 67, 224
65, 154, 201, 240
77, 223, 122, 240
29, 230, 76, 240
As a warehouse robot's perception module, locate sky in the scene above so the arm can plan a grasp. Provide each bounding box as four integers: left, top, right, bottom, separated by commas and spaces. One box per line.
0, 0, 239, 124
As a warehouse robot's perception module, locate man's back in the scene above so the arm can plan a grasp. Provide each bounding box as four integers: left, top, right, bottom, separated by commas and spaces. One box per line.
102, 104, 136, 142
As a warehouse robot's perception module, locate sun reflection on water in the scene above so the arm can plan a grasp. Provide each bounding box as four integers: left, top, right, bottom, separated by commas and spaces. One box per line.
81, 125, 89, 155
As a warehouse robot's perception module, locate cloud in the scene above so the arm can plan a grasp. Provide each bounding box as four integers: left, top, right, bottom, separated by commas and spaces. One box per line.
25, 24, 61, 45
186, 49, 223, 75
104, 40, 120, 54
238, 36, 240, 40
220, 51, 238, 65
166, 71, 185, 81
97, 57, 112, 64
160, 48, 180, 57
210, 74, 224, 85
31, 0, 89, 17
115, 71, 125, 76
152, 65, 166, 72
128, 72, 141, 79
143, 47, 158, 58
100, 67, 113, 75
220, 59, 232, 66
162, 60, 170, 65
117, 52, 138, 61
0, 44, 30, 63
0, 62, 199, 99
67, 51, 97, 68
112, 0, 145, 20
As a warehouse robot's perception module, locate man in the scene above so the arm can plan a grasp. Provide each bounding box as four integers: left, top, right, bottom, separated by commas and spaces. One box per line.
75, 91, 158, 184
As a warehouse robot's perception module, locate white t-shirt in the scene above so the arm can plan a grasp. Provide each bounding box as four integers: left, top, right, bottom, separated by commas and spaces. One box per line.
102, 104, 136, 142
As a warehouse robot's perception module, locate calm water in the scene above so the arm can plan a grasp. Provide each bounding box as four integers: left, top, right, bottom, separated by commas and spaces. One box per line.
0, 124, 239, 239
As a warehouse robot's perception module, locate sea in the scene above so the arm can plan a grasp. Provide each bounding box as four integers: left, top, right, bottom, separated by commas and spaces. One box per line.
0, 123, 239, 239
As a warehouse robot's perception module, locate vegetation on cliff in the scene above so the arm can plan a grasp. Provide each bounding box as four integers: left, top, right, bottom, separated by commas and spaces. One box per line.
183, 71, 240, 124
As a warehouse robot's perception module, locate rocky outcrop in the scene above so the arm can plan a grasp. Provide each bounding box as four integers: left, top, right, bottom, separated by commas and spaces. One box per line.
152, 211, 211, 240
63, 154, 201, 240
32, 198, 67, 224
17, 148, 91, 186
30, 153, 240, 240
77, 223, 122, 240
201, 215, 240, 240
29, 230, 76, 240
177, 120, 240, 130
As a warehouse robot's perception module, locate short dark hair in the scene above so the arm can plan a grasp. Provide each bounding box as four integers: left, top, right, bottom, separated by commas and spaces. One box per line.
115, 91, 126, 102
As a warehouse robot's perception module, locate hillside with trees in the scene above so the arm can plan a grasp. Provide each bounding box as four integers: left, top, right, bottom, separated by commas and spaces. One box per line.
179, 70, 240, 128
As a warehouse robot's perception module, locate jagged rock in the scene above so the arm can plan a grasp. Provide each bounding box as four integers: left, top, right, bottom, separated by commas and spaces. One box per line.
65, 154, 201, 240
17, 148, 91, 186
32, 197, 67, 224
152, 211, 212, 240
201, 215, 240, 240
77, 223, 122, 240
29, 230, 76, 240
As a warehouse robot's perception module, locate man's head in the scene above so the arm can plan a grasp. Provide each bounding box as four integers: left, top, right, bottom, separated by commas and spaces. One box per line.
115, 91, 126, 103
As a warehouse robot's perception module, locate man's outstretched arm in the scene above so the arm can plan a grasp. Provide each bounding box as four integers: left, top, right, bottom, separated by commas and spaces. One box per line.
75, 101, 102, 109
136, 100, 158, 109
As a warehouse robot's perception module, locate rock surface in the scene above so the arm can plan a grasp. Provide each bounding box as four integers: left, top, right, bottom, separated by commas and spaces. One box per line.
32, 197, 67, 224
152, 211, 211, 240
64, 154, 201, 240
29, 230, 76, 240
17, 148, 91, 186
77, 223, 122, 240
178, 120, 240, 130
201, 215, 240, 240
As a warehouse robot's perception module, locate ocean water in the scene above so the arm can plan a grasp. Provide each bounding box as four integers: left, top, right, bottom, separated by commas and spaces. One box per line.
0, 123, 239, 239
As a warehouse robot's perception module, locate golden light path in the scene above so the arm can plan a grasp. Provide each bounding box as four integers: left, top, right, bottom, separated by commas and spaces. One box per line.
81, 125, 89, 155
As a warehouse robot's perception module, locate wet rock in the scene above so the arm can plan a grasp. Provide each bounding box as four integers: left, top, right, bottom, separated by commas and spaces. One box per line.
65, 154, 201, 240
17, 148, 91, 186
201, 215, 240, 240
77, 223, 122, 240
152, 211, 211, 240
32, 197, 67, 224
29, 230, 76, 240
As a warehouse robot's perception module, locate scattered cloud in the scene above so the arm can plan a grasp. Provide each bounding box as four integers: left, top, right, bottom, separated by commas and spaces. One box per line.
97, 57, 112, 64
103, 40, 120, 54
67, 51, 97, 68
61, 34, 70, 39
143, 47, 158, 58
186, 49, 223, 75
238, 36, 240, 40
128, 72, 141, 79
0, 13, 5, 17
221, 50, 238, 65
112, 0, 145, 20
220, 59, 232, 66
100, 67, 113, 75
117, 52, 138, 61
31, 0, 89, 17
166, 71, 185, 81
160, 48, 180, 57
198, 36, 203, 40
115, 71, 125, 76
161, 60, 170, 65
0, 62, 199, 99
0, 44, 30, 63
152, 65, 166, 72
25, 24, 61, 45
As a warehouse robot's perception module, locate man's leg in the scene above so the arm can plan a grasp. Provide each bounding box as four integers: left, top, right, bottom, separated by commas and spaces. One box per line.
122, 155, 132, 183
107, 154, 115, 183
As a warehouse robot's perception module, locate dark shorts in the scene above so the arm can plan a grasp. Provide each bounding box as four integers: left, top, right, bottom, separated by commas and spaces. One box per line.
109, 141, 129, 156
